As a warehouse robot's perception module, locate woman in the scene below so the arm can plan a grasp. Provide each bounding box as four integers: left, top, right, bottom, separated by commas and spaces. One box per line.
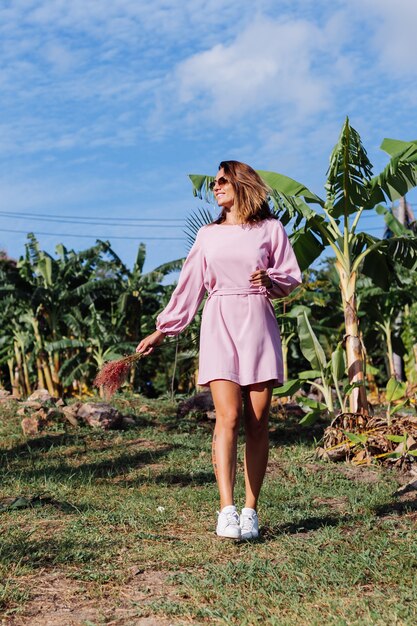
136, 161, 301, 540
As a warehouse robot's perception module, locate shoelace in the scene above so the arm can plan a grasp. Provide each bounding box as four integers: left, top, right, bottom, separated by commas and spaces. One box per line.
225, 511, 240, 527
240, 514, 255, 532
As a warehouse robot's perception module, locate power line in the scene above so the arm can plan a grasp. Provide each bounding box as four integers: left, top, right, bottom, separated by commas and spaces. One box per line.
0, 211, 389, 232
0, 209, 184, 223
0, 228, 186, 241
0, 213, 184, 228
0, 212, 184, 227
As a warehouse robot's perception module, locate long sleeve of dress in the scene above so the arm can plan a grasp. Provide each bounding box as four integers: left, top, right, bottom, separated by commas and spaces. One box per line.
156, 228, 207, 336
266, 220, 302, 299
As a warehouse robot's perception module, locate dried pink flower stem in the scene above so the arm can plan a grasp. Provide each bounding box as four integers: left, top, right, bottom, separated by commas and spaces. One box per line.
93, 353, 144, 397
93, 337, 198, 397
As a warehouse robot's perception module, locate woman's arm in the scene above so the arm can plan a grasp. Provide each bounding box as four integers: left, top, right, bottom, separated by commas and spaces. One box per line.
136, 329, 165, 355
136, 228, 207, 353
265, 220, 302, 299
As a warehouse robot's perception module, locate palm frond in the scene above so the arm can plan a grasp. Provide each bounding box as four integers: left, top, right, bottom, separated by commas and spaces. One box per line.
70, 277, 118, 299
325, 117, 373, 218
380, 138, 417, 157
356, 235, 417, 289
290, 227, 326, 271
134, 243, 147, 275
189, 174, 216, 202
258, 170, 324, 206
368, 143, 417, 206
376, 204, 416, 238
60, 357, 91, 387
147, 258, 185, 278
184, 207, 214, 248
45, 338, 87, 352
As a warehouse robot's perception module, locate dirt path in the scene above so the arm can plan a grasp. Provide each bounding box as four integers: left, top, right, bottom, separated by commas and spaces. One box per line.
3, 569, 178, 626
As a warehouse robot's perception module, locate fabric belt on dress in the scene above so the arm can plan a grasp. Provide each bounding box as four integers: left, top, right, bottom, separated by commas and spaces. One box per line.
207, 286, 268, 299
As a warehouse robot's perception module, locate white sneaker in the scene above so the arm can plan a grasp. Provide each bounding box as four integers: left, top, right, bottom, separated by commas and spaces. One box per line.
240, 508, 259, 540
216, 505, 241, 539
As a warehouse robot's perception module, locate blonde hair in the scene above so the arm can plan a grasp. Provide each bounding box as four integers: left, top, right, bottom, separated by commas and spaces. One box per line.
215, 160, 274, 224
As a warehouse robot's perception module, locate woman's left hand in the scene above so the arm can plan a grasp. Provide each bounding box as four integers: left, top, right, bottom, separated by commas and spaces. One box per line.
249, 269, 273, 288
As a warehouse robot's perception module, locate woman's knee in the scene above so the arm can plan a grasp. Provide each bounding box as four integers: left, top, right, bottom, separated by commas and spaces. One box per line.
215, 409, 241, 433
245, 414, 269, 439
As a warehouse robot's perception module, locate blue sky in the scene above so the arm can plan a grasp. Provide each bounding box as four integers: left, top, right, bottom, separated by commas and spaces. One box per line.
1, 0, 416, 272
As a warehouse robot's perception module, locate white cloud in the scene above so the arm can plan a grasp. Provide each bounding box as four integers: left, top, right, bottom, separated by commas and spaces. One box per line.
0, 0, 260, 153
41, 40, 82, 73
7, 0, 251, 44
359, 0, 417, 76
174, 14, 351, 122
0, 0, 414, 158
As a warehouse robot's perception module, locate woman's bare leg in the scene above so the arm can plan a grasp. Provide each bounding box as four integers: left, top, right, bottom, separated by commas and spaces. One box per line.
243, 381, 274, 510
210, 380, 242, 510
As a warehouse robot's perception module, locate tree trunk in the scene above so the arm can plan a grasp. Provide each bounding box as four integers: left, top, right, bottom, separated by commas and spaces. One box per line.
391, 199, 407, 379
282, 338, 289, 383
21, 348, 32, 397
36, 357, 46, 390
384, 322, 396, 379
409, 336, 417, 380
13, 343, 25, 397
31, 317, 57, 396
41, 357, 56, 396
361, 334, 378, 397
378, 319, 402, 380
336, 262, 369, 414
52, 351, 61, 393
8, 358, 20, 397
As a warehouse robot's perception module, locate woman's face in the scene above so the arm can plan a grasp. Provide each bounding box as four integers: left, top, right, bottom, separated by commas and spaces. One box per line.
213, 168, 235, 209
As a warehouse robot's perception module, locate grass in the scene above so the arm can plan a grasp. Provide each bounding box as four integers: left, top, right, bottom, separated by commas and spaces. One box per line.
0, 396, 416, 625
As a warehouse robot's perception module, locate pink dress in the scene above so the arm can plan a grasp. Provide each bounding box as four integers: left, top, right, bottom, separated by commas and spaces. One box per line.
156, 218, 302, 387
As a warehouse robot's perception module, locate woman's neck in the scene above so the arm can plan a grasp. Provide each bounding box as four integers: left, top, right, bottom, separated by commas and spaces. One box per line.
222, 207, 243, 225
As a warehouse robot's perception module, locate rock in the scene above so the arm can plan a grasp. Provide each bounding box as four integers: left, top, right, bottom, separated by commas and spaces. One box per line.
62, 405, 80, 427
121, 416, 136, 428
27, 389, 55, 403
0, 389, 16, 403
129, 566, 144, 576
76, 402, 123, 430
21, 417, 40, 436
177, 391, 214, 419
31, 408, 49, 422
394, 478, 417, 496
282, 402, 305, 417
316, 445, 348, 462
46, 407, 65, 422
21, 401, 43, 410
17, 397, 126, 432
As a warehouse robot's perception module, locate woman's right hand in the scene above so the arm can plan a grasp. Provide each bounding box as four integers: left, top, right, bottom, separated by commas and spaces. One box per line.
135, 330, 165, 356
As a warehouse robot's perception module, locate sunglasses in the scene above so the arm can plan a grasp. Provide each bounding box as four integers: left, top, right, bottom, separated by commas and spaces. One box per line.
209, 176, 229, 190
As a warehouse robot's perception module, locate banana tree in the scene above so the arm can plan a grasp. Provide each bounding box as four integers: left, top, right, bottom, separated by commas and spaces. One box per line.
358, 274, 416, 381
0, 235, 126, 395
16, 235, 121, 394
112, 243, 184, 344
190, 119, 417, 415
403, 302, 417, 385
273, 307, 347, 424
50, 304, 133, 394
101, 242, 185, 390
